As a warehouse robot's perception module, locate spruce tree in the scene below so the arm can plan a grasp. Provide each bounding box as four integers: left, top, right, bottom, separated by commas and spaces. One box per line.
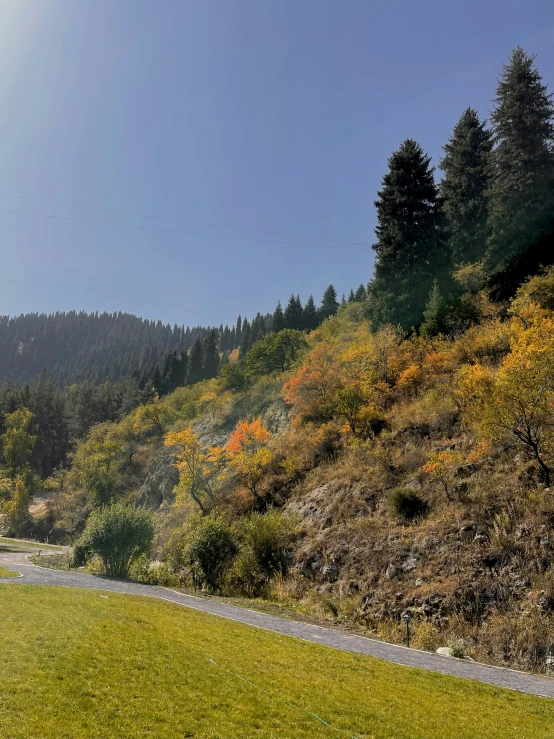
354, 284, 367, 302
160, 351, 177, 395
487, 47, 554, 274
250, 313, 266, 344
173, 350, 188, 389
303, 295, 319, 331
348, 288, 356, 303
420, 280, 447, 338
272, 301, 286, 333
284, 294, 303, 330
440, 108, 492, 266
229, 326, 236, 350
239, 319, 251, 358
220, 325, 231, 352
202, 330, 220, 380
186, 340, 204, 385
319, 284, 339, 321
370, 139, 442, 328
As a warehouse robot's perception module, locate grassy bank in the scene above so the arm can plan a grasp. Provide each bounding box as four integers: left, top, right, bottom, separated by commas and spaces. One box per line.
0, 537, 62, 552
0, 585, 553, 739
0, 567, 18, 578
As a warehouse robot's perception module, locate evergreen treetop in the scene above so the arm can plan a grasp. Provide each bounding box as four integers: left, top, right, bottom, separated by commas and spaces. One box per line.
319, 285, 339, 321
440, 107, 492, 266
486, 47, 554, 273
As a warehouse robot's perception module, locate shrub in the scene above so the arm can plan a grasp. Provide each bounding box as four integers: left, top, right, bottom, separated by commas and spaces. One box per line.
235, 509, 295, 577
387, 487, 428, 520
75, 502, 154, 578
449, 638, 466, 659
168, 512, 238, 591
130, 557, 180, 586
72, 539, 92, 567
219, 362, 249, 391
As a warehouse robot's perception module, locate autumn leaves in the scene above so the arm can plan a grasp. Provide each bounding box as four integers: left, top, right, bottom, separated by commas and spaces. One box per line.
165, 418, 274, 510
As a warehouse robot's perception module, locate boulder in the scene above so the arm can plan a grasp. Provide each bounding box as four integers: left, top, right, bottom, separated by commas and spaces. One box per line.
137, 449, 179, 509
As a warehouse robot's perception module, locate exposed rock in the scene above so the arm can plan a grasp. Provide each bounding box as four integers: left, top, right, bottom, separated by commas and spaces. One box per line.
321, 564, 339, 581
401, 554, 419, 573
137, 448, 179, 509
262, 398, 290, 435
415, 577, 425, 587
473, 533, 489, 544
287, 479, 372, 535
193, 415, 230, 448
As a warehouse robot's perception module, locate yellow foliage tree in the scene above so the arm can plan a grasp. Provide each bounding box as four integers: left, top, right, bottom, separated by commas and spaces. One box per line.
165, 428, 227, 511
3, 475, 30, 536
422, 450, 463, 500
70, 422, 124, 506
457, 313, 554, 486
133, 396, 176, 437
226, 418, 272, 499
1, 407, 36, 479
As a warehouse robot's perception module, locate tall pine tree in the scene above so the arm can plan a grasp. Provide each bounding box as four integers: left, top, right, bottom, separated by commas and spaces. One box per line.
303, 295, 319, 330
272, 301, 286, 333
202, 330, 220, 380
186, 340, 204, 385
319, 285, 339, 321
284, 295, 303, 330
487, 47, 554, 275
239, 319, 251, 358
369, 139, 442, 328
440, 108, 492, 267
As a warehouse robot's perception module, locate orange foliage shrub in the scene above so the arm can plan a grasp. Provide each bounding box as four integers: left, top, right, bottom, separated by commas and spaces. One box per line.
283, 343, 340, 423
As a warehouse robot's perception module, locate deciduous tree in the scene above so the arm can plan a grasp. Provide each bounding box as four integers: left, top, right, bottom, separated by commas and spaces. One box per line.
165, 428, 227, 511
226, 419, 272, 499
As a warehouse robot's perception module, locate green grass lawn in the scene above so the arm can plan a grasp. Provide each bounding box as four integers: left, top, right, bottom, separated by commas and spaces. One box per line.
0, 586, 552, 739
0, 536, 62, 552
0, 567, 18, 578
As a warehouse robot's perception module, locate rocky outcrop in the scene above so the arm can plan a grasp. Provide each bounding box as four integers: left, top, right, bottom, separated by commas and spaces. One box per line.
137, 449, 179, 509
262, 398, 290, 435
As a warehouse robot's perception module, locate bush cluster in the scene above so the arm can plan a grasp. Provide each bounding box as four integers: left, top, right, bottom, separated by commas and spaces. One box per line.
387, 487, 428, 520
166, 508, 296, 594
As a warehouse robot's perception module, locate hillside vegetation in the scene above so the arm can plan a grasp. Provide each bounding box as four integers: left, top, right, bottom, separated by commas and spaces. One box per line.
16, 268, 554, 673
1, 46, 554, 675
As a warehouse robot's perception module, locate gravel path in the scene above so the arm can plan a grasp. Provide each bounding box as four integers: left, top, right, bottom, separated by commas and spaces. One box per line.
2, 551, 554, 699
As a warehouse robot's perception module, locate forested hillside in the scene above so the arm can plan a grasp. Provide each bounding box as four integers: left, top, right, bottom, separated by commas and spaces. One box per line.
2, 47, 554, 675
0, 311, 217, 386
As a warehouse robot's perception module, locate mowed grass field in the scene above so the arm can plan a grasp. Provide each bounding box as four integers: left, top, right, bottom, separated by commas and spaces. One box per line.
0, 586, 553, 739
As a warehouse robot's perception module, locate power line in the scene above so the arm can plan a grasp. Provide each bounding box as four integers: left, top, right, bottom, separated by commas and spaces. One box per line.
0, 191, 370, 247
0, 206, 370, 251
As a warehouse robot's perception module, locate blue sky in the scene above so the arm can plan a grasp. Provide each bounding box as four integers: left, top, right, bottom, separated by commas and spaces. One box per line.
0, 0, 552, 327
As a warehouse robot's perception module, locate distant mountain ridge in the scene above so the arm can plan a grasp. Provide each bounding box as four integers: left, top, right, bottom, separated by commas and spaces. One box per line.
0, 311, 214, 386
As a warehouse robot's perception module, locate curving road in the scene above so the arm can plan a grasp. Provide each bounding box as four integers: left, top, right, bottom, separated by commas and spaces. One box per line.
1, 550, 554, 699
